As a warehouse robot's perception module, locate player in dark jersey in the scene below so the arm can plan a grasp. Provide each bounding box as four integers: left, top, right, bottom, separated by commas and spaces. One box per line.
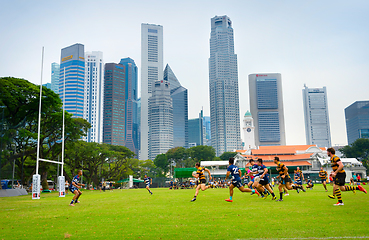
144, 174, 153, 195
319, 167, 328, 192
69, 170, 85, 206
294, 170, 306, 193
251, 158, 276, 200
327, 148, 366, 206
246, 159, 258, 193
306, 179, 314, 189
191, 163, 213, 202
274, 157, 304, 201
225, 157, 259, 202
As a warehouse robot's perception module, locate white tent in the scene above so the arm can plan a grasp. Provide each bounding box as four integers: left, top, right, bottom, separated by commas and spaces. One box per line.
318, 157, 362, 166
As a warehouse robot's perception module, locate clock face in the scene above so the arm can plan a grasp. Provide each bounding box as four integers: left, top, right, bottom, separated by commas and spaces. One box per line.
247, 128, 251, 132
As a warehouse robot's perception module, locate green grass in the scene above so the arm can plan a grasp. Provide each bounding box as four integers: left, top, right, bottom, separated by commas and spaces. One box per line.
0, 184, 368, 239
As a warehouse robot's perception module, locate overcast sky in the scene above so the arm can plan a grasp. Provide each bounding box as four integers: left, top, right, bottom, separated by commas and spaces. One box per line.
1, 0, 369, 147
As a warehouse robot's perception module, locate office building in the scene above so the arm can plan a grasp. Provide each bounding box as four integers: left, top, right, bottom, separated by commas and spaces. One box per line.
140, 23, 164, 160
148, 80, 173, 160
120, 58, 139, 157
345, 101, 369, 144
103, 63, 126, 146
302, 85, 331, 148
209, 15, 241, 156
84, 51, 104, 143
203, 116, 211, 146
249, 73, 286, 146
164, 64, 188, 148
59, 43, 85, 119
51, 62, 60, 94
188, 110, 205, 147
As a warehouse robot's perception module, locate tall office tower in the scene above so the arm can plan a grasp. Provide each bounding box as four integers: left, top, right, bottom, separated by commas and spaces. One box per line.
345, 101, 369, 144
140, 23, 163, 160
209, 15, 241, 156
148, 80, 173, 160
137, 98, 141, 157
164, 64, 188, 148
84, 51, 104, 143
51, 62, 60, 94
120, 58, 139, 157
188, 110, 205, 147
302, 85, 331, 148
242, 111, 256, 150
103, 63, 126, 146
59, 43, 85, 118
249, 73, 286, 146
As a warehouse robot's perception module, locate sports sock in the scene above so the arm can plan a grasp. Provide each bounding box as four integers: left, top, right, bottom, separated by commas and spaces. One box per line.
335, 189, 343, 203
230, 196, 232, 200
263, 189, 268, 194
252, 189, 256, 194
271, 192, 275, 197
279, 192, 283, 200
344, 186, 358, 191
70, 200, 74, 204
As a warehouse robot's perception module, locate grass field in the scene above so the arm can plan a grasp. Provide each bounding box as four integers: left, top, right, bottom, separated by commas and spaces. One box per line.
0, 184, 368, 240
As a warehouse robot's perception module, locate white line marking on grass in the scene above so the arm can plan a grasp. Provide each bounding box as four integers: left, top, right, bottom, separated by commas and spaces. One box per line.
238, 237, 369, 240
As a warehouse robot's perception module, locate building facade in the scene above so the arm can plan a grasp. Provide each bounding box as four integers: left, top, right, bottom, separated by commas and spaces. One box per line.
188, 110, 205, 147
209, 15, 241, 156
148, 80, 173, 160
242, 111, 256, 150
103, 63, 126, 146
59, 43, 85, 119
140, 23, 163, 160
120, 58, 139, 157
164, 64, 188, 149
302, 85, 331, 148
249, 73, 286, 146
51, 62, 60, 94
84, 51, 104, 143
345, 101, 369, 144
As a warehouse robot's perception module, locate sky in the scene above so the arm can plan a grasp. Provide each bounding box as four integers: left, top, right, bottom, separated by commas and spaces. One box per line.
1, 0, 369, 147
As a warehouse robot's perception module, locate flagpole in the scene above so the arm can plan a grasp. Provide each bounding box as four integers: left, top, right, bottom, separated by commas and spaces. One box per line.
36, 46, 44, 175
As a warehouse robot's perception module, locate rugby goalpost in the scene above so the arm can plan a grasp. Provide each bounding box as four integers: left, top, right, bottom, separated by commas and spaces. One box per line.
32, 47, 66, 199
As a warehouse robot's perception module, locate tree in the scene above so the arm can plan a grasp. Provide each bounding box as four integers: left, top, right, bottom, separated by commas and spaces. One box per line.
187, 145, 216, 162
340, 138, 369, 173
219, 151, 237, 160
166, 147, 187, 168
154, 154, 169, 175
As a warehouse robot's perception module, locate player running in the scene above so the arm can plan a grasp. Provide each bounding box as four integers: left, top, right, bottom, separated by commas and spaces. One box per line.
225, 157, 259, 202
319, 167, 328, 192
274, 157, 304, 202
69, 170, 85, 206
294, 170, 306, 193
190, 163, 213, 202
327, 148, 366, 206
252, 158, 276, 200
144, 174, 153, 195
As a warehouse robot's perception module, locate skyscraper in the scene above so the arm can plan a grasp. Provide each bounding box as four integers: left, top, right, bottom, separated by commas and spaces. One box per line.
203, 116, 211, 146
140, 23, 163, 160
148, 80, 173, 160
59, 43, 85, 119
188, 110, 205, 147
302, 85, 331, 148
120, 58, 139, 157
51, 62, 60, 94
209, 15, 241, 156
103, 63, 126, 146
164, 64, 188, 148
84, 51, 104, 143
249, 73, 286, 146
345, 101, 369, 144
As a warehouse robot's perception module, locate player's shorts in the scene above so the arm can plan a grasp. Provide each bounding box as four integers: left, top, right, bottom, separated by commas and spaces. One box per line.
295, 180, 302, 185
231, 179, 243, 188
199, 179, 206, 184
320, 178, 327, 183
259, 176, 270, 186
334, 172, 346, 186
146, 183, 150, 187
280, 176, 292, 185
69, 186, 78, 193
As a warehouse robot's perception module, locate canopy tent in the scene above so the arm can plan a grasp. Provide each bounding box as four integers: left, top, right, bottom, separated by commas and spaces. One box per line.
117, 178, 144, 183
174, 168, 197, 178
317, 157, 363, 167
200, 161, 229, 167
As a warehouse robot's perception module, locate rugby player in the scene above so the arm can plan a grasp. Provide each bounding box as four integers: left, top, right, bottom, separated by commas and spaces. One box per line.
319, 167, 328, 192
306, 179, 314, 189
225, 158, 259, 202
252, 158, 276, 200
144, 174, 153, 195
190, 163, 213, 202
69, 170, 85, 206
327, 148, 366, 206
294, 170, 306, 193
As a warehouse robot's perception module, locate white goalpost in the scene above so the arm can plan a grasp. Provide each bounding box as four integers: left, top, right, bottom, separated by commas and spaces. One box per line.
32, 47, 66, 199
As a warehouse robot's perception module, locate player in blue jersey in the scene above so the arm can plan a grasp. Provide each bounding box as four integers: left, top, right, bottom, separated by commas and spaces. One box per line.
69, 170, 85, 206
252, 158, 276, 200
144, 174, 153, 195
225, 157, 259, 202
294, 170, 306, 193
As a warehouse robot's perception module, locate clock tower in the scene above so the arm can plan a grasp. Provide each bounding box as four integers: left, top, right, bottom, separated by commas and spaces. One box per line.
242, 111, 256, 150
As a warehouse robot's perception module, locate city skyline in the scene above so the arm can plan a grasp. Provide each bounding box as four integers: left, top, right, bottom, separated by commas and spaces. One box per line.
1, 1, 369, 146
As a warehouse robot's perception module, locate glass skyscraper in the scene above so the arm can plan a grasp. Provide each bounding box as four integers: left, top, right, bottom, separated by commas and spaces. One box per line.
148, 80, 173, 160
141, 23, 163, 160
249, 73, 286, 146
103, 63, 126, 146
59, 43, 85, 119
345, 101, 369, 144
164, 64, 188, 149
51, 62, 60, 94
84, 51, 104, 143
302, 85, 331, 148
120, 58, 139, 157
188, 110, 205, 147
209, 15, 241, 156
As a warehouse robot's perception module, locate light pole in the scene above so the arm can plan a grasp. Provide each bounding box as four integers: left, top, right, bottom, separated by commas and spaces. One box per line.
0, 106, 6, 185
